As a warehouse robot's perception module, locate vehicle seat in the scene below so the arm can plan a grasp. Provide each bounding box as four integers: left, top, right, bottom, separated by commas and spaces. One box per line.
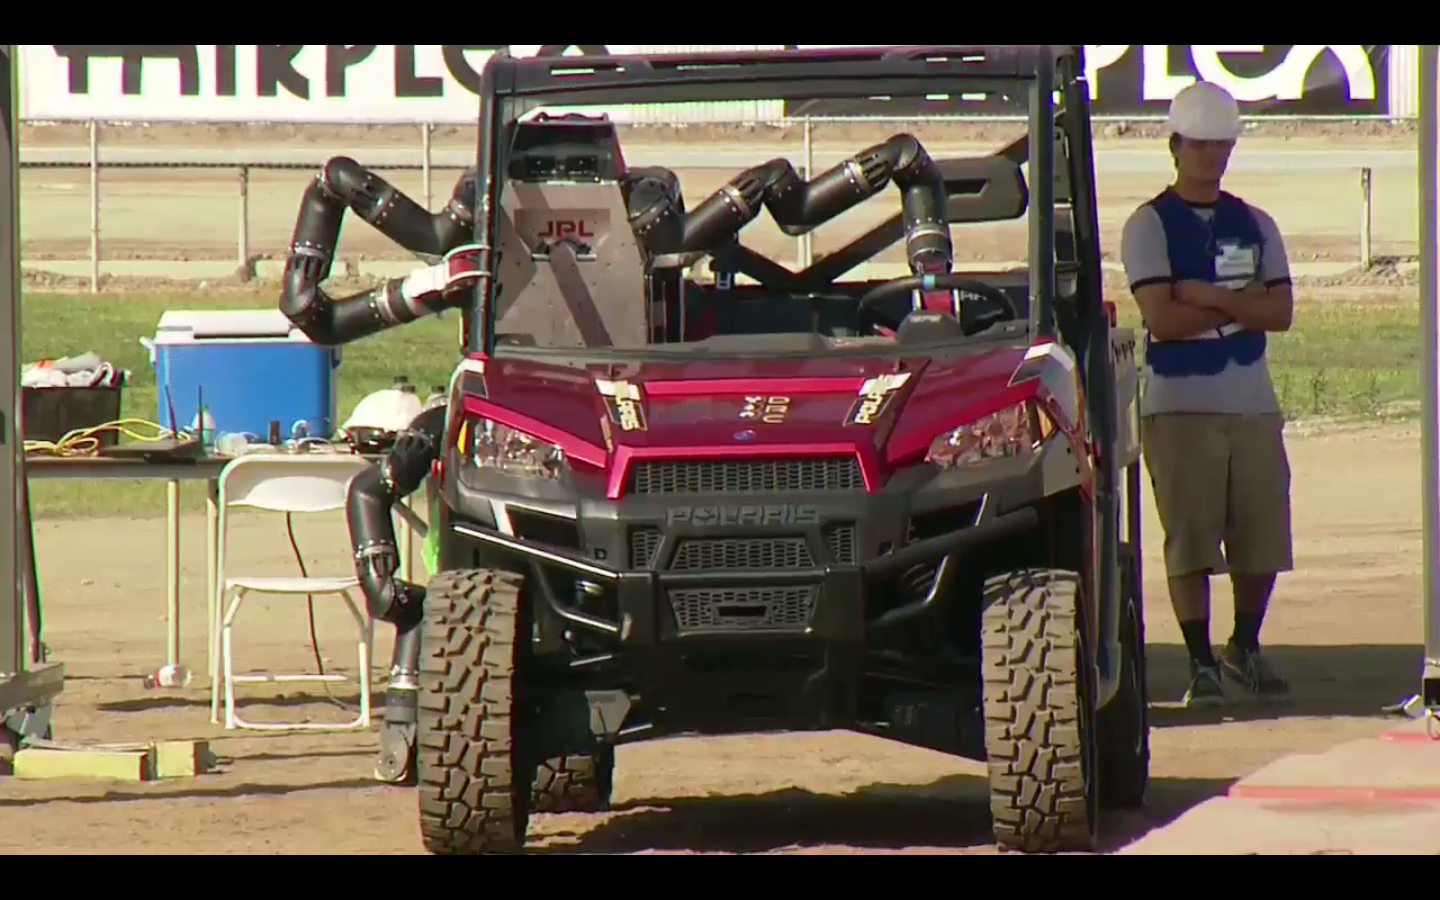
492, 164, 653, 349
895, 310, 967, 345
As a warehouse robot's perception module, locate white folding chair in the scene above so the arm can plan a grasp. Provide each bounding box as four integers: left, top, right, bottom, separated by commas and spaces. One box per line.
208, 453, 376, 732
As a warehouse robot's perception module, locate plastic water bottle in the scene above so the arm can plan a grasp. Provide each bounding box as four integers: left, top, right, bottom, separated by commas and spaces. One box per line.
143, 664, 193, 690
215, 433, 251, 458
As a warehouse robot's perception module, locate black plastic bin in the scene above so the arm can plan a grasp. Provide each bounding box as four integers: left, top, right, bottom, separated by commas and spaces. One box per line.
21, 385, 124, 447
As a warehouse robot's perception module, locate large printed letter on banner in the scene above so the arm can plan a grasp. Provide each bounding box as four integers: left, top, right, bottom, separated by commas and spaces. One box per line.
1155, 45, 1377, 103
1089, 45, 1390, 117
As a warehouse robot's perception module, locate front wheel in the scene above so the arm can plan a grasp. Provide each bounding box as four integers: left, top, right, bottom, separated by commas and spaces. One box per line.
982, 568, 1098, 854
416, 569, 534, 855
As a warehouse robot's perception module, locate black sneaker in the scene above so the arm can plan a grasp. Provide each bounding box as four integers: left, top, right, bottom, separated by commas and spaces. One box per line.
1219, 642, 1291, 700
1183, 662, 1226, 709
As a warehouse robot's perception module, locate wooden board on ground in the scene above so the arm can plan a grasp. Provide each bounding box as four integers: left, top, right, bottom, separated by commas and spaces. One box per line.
9, 739, 214, 782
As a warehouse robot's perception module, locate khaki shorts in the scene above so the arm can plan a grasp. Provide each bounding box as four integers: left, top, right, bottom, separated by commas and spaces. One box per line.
1141, 413, 1294, 579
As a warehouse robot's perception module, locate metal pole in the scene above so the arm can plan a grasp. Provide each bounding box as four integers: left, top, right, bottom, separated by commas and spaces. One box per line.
165, 481, 180, 669
1029, 49, 1057, 339
1420, 44, 1440, 713
1360, 167, 1373, 270
1, 42, 65, 723
88, 119, 99, 294
800, 117, 814, 269
0, 45, 18, 685
421, 123, 433, 211
237, 166, 250, 279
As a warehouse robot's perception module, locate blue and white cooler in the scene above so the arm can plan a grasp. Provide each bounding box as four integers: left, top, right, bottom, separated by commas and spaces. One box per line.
146, 310, 341, 441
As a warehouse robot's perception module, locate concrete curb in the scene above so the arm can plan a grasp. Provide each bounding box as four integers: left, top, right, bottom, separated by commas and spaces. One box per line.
1119, 720, 1440, 855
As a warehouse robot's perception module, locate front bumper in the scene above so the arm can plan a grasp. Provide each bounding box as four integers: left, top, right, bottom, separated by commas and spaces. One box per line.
450, 505, 1037, 640
442, 472, 1042, 733
454, 510, 1036, 734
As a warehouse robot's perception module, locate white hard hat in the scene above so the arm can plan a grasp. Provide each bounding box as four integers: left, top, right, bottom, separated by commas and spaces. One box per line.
1168, 82, 1242, 142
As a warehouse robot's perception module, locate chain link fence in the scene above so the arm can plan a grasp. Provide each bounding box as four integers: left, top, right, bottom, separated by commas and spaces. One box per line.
18, 117, 1406, 294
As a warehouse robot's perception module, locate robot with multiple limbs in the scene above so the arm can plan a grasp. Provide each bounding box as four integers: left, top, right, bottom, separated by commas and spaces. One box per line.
278, 124, 958, 785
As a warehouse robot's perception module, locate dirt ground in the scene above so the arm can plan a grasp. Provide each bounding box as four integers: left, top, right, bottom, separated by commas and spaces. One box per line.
0, 421, 1424, 855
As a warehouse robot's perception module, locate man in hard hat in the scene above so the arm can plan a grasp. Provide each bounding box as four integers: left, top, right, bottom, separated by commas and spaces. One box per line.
1120, 81, 1295, 709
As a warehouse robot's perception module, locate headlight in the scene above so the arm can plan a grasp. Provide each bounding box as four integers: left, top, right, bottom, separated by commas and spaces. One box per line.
457, 416, 566, 481
925, 402, 1049, 470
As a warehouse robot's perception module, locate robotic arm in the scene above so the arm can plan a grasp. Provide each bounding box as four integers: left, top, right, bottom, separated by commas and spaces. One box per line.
627, 133, 954, 276
346, 405, 445, 641
346, 404, 445, 784
279, 158, 482, 347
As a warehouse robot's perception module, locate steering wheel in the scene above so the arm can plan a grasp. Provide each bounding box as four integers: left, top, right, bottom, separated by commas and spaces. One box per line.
858, 273, 1021, 333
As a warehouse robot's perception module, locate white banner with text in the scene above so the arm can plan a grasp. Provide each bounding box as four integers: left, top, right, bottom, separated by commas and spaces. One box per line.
15, 44, 1401, 124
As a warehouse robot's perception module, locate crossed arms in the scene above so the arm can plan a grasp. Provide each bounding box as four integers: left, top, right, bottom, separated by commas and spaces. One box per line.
1139, 280, 1294, 341
1121, 204, 1295, 342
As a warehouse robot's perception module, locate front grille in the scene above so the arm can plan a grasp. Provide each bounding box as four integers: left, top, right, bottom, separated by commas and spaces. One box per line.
630, 458, 864, 495
673, 538, 813, 571
825, 524, 857, 565
669, 586, 818, 632
635, 526, 856, 571
630, 527, 662, 569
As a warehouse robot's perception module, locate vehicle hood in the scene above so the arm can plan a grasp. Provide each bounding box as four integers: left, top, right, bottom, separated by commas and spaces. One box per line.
464, 346, 1044, 475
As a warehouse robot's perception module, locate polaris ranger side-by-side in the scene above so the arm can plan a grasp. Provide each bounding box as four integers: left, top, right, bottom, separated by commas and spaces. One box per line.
278, 44, 1149, 855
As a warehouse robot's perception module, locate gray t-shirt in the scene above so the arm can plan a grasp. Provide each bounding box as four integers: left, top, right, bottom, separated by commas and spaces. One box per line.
1120, 197, 1291, 419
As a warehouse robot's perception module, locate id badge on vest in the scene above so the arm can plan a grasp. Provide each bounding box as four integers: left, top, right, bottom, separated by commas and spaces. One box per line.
1214, 239, 1259, 291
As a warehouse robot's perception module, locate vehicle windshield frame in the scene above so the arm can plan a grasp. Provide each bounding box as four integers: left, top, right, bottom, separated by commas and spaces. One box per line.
469, 44, 1084, 360
490, 320, 1034, 368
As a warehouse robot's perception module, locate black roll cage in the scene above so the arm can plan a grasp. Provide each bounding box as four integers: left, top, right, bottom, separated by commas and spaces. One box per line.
465, 45, 1102, 357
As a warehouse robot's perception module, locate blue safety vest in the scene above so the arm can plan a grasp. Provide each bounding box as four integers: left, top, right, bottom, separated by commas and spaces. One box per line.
1144, 189, 1268, 379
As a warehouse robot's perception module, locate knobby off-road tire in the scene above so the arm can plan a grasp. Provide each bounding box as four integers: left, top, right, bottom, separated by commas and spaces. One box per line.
416, 569, 534, 855
982, 568, 1098, 854
532, 749, 616, 814
1098, 544, 1150, 810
